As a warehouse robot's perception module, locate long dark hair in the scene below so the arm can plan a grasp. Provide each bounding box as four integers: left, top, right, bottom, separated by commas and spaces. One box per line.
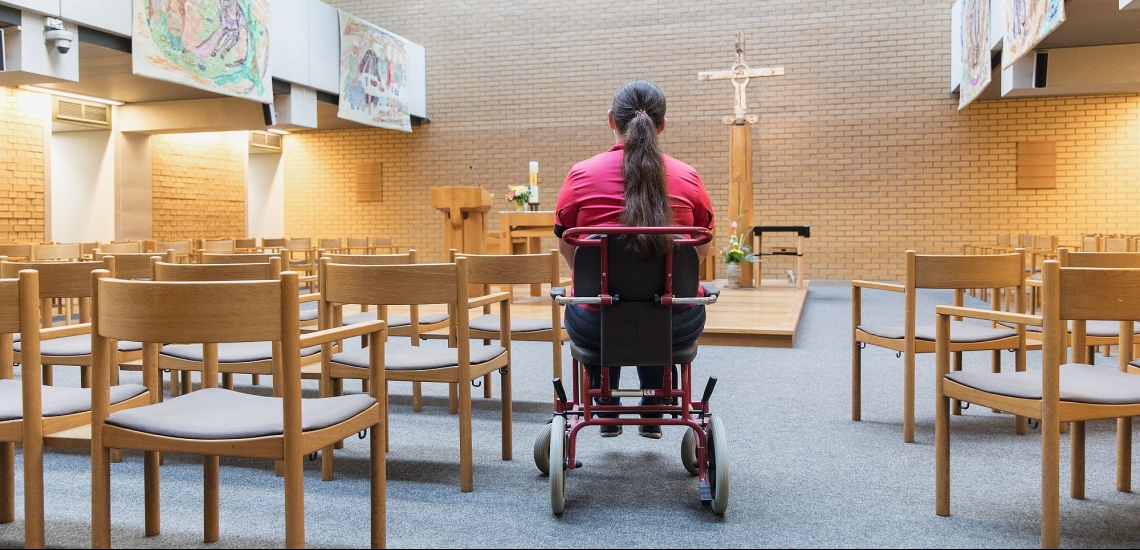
612, 78, 674, 257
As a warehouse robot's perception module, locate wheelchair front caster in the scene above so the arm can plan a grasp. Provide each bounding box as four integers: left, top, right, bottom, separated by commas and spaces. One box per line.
534, 423, 552, 475
680, 427, 699, 476
550, 416, 568, 515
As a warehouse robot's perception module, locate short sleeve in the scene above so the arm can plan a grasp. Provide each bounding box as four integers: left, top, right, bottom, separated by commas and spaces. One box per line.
692, 173, 714, 230
554, 168, 581, 237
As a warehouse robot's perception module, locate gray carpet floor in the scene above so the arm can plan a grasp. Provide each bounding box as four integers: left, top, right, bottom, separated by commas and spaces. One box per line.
2, 283, 1139, 548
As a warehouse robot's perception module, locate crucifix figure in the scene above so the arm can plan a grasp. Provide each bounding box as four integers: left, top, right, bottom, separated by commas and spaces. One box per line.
697, 32, 784, 287
698, 32, 784, 125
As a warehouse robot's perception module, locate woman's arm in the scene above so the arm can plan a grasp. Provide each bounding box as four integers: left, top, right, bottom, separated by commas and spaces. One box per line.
559, 239, 576, 268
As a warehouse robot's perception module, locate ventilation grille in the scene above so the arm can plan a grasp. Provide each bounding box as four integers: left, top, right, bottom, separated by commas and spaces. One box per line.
249, 131, 283, 152
53, 98, 110, 127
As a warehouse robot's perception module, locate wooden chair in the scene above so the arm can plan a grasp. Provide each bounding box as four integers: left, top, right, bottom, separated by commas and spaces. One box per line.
1080, 234, 1102, 253
286, 238, 317, 292
346, 237, 371, 254
0, 269, 149, 547
93, 251, 168, 280
319, 256, 511, 492
260, 237, 286, 251
89, 271, 386, 548
201, 251, 287, 265
203, 251, 318, 327
94, 242, 141, 254
369, 237, 409, 254
199, 239, 236, 260
2, 259, 143, 389
318, 238, 347, 254
448, 250, 566, 398
30, 243, 80, 262
935, 261, 1140, 548
234, 237, 258, 252
327, 251, 450, 409
0, 244, 32, 262
1104, 236, 1134, 253
852, 250, 1027, 443
154, 240, 194, 263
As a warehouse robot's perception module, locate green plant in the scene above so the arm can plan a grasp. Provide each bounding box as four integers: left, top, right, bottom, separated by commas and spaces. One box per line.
505, 185, 531, 207
720, 220, 754, 264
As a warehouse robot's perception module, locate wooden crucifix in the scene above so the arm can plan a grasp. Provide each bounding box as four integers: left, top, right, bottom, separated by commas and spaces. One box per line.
698, 32, 783, 287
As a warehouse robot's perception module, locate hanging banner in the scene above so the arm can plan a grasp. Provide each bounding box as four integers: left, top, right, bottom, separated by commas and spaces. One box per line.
1003, 0, 1066, 69
337, 10, 412, 132
132, 0, 273, 103
959, 0, 991, 109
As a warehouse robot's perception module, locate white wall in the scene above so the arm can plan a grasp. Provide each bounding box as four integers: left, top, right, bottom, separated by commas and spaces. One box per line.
50, 129, 115, 243
247, 152, 284, 239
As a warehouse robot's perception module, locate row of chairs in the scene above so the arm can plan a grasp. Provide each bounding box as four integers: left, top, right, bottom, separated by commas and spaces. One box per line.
851, 248, 1140, 547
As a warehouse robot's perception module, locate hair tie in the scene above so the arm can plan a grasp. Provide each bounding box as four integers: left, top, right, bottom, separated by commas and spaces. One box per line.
635, 109, 647, 116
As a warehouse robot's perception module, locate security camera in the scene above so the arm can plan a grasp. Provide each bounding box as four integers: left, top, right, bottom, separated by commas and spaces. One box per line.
44, 29, 74, 54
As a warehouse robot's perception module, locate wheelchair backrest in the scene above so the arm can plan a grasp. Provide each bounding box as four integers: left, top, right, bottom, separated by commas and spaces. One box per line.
572, 235, 701, 367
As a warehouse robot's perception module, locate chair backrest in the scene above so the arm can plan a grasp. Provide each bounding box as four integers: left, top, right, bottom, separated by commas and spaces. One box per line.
372, 237, 393, 247
321, 251, 414, 266
152, 258, 280, 281
1058, 248, 1140, 269
286, 238, 311, 251
347, 237, 370, 250
261, 237, 286, 249
996, 234, 1009, 247
1035, 234, 1058, 251
156, 240, 192, 255
0, 259, 112, 299
909, 250, 1026, 291
201, 252, 286, 265
454, 250, 558, 286
31, 243, 81, 261
0, 244, 32, 261
0, 271, 44, 411
321, 257, 463, 308
79, 242, 99, 257
319, 238, 342, 250
97, 242, 141, 254
202, 240, 236, 254
234, 237, 258, 250
1081, 234, 1102, 252
1103, 237, 1132, 253
94, 252, 168, 280
571, 235, 702, 366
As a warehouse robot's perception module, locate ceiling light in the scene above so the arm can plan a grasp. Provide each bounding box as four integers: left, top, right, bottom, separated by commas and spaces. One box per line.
266, 128, 290, 135
19, 85, 124, 106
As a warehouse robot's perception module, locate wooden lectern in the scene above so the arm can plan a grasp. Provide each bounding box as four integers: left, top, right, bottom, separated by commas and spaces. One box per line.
430, 186, 493, 256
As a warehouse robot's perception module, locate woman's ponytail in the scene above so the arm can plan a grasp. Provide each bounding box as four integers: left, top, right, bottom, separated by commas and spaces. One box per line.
612, 79, 674, 257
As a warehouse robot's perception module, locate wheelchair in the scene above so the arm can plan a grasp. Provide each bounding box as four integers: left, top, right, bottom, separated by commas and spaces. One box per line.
532, 226, 728, 516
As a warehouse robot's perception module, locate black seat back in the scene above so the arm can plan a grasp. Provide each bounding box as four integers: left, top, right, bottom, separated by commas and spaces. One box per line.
572, 235, 701, 367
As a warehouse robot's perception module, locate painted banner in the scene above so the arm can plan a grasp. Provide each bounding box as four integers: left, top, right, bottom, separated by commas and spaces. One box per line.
959, 0, 991, 109
1003, 0, 1066, 68
337, 10, 411, 132
132, 0, 273, 103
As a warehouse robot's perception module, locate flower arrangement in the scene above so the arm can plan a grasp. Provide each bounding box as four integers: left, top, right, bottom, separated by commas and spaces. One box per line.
505, 185, 531, 208
721, 220, 754, 264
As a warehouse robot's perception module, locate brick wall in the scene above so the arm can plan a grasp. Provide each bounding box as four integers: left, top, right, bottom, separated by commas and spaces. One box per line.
0, 88, 47, 242
289, 1, 1140, 278
151, 132, 247, 241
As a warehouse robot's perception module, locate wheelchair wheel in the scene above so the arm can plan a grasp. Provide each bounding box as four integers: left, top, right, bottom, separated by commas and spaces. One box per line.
707, 415, 729, 515
550, 416, 567, 515
534, 423, 552, 475
680, 427, 699, 476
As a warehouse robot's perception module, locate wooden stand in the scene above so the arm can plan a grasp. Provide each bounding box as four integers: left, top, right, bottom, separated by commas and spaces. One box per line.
729, 124, 754, 288
430, 187, 493, 256
750, 225, 810, 289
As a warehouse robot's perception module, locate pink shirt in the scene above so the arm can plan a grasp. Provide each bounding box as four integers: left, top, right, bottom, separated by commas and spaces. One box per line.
554, 142, 714, 234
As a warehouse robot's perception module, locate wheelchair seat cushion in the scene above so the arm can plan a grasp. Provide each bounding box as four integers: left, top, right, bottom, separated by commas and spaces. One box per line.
945, 363, 1140, 405
570, 340, 699, 366
0, 379, 147, 422
104, 388, 376, 440
859, 321, 1016, 343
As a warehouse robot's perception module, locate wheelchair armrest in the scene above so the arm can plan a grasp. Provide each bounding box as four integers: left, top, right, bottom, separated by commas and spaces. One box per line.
550, 287, 566, 299
700, 283, 721, 298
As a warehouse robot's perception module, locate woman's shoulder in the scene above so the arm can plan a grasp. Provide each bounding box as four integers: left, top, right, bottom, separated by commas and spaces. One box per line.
663, 154, 702, 183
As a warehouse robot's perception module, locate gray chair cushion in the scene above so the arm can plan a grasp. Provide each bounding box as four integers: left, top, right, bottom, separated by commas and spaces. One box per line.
859, 321, 1016, 343
299, 307, 319, 322
0, 379, 147, 422
104, 388, 375, 440
469, 314, 551, 333
160, 342, 320, 363
331, 342, 506, 371
15, 335, 142, 356
998, 320, 1140, 336
1131, 359, 1140, 369
945, 363, 1140, 405
341, 312, 448, 328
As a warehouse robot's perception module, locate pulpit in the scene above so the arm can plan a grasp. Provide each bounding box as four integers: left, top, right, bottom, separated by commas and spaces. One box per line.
430, 187, 493, 256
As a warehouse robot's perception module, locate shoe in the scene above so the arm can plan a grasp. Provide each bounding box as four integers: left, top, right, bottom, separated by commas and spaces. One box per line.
638, 425, 662, 439
600, 424, 622, 438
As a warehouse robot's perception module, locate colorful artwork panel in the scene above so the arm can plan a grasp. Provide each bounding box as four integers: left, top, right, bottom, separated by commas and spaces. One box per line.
337, 10, 411, 133
959, 0, 992, 109
1003, 0, 1066, 69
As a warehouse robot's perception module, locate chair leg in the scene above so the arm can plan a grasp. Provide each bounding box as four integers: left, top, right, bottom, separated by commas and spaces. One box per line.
361, 379, 370, 394
1042, 421, 1061, 548
81, 366, 90, 389
935, 387, 950, 517
42, 365, 52, 386
0, 442, 13, 524
92, 446, 112, 549
412, 381, 423, 412
23, 433, 44, 548
459, 379, 473, 492
851, 339, 861, 422
1118, 417, 1133, 493
370, 420, 386, 549
221, 373, 233, 391
990, 350, 1001, 413
1069, 420, 1088, 502
284, 452, 305, 548
181, 371, 192, 395
448, 383, 459, 415
251, 374, 260, 386
952, 352, 962, 415
501, 366, 513, 461
385, 380, 391, 453
204, 455, 219, 543
144, 451, 161, 537
322, 444, 335, 481
904, 352, 915, 444
169, 370, 180, 397
483, 373, 492, 399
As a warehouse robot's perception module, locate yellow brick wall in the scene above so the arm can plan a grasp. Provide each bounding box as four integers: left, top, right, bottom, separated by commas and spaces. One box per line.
0, 88, 47, 242
287, 1, 1140, 278
151, 132, 247, 241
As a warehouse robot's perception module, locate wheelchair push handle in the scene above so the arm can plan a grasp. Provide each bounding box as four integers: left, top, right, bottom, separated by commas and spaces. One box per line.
562, 226, 713, 248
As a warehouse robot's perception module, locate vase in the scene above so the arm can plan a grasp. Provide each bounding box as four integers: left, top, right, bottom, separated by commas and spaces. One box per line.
726, 262, 741, 289
514, 202, 526, 212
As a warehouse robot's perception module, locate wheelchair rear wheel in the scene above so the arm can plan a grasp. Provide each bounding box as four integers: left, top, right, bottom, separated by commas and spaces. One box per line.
707, 415, 729, 515
680, 427, 699, 476
534, 422, 552, 475
550, 416, 568, 515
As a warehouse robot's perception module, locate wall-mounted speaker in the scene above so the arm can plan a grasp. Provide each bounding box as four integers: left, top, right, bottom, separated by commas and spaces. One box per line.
261, 100, 276, 126
0, 29, 6, 72
1033, 52, 1049, 89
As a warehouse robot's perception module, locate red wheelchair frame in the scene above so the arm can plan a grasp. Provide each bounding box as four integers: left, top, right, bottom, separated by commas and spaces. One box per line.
533, 226, 728, 516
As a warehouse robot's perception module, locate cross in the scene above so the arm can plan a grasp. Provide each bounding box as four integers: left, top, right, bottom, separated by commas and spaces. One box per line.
697, 32, 784, 125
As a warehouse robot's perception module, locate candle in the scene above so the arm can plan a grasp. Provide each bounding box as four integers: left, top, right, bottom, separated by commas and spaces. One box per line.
529, 161, 539, 174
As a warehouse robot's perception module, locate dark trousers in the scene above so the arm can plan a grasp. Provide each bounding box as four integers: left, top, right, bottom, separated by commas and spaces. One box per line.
564, 304, 705, 416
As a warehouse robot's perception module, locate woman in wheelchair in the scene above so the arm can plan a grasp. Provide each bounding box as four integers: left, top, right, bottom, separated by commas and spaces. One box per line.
553, 78, 715, 439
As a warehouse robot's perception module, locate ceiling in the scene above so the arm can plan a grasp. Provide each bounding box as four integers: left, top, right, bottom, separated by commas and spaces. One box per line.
1038, 0, 1140, 49
35, 43, 225, 104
